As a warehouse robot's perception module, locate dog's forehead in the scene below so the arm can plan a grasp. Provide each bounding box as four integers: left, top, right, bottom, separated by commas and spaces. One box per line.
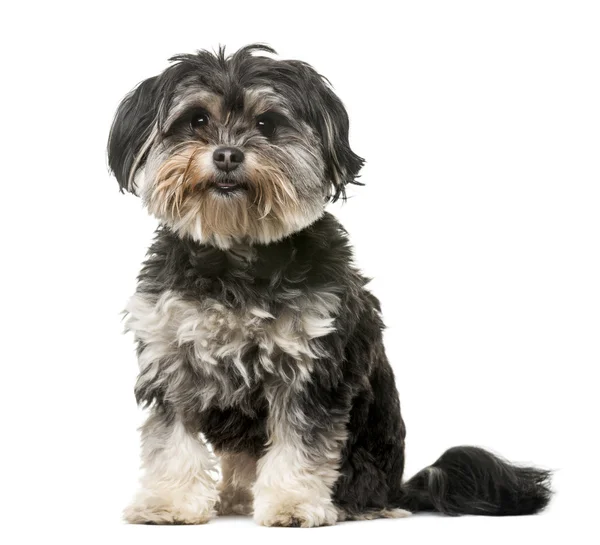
243, 87, 289, 113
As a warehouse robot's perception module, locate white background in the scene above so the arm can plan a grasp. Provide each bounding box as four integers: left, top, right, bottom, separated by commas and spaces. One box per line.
1, 1, 598, 543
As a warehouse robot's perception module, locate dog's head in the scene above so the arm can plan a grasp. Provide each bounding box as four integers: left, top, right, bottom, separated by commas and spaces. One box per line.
108, 45, 363, 248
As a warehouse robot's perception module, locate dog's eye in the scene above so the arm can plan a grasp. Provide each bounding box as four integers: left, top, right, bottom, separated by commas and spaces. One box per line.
190, 111, 210, 130
256, 114, 278, 138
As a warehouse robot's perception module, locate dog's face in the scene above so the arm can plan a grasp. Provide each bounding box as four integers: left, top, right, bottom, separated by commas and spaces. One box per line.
108, 45, 363, 248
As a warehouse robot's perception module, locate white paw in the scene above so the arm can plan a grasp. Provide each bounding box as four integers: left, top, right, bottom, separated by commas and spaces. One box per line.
348, 507, 412, 520
253, 494, 338, 527
382, 508, 412, 518
124, 489, 216, 525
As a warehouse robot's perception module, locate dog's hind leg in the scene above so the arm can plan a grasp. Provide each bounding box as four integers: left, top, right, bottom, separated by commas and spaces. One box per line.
217, 451, 257, 516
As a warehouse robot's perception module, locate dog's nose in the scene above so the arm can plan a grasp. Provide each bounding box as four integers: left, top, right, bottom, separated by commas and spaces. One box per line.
213, 147, 245, 172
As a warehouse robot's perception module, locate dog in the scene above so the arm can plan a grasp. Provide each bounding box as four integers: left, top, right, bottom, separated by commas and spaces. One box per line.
108, 45, 552, 527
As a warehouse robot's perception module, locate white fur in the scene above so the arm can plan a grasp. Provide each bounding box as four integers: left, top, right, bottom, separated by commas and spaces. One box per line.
125, 289, 340, 407
124, 288, 342, 525
124, 416, 218, 524
252, 391, 347, 528
339, 508, 412, 521
252, 429, 344, 527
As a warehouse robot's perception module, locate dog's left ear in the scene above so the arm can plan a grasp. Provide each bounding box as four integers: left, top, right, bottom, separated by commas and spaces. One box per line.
294, 63, 365, 201
107, 75, 160, 193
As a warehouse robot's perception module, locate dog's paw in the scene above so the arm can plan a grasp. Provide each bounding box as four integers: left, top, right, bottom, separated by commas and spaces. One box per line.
217, 486, 253, 516
124, 490, 216, 525
253, 496, 338, 527
342, 507, 412, 521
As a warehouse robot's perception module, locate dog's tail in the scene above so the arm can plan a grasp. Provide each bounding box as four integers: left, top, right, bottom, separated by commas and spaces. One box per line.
398, 446, 552, 516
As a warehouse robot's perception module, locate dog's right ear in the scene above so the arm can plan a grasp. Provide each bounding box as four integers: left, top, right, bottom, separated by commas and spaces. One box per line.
108, 76, 160, 193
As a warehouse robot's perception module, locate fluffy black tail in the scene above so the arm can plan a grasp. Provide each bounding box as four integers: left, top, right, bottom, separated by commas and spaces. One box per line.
399, 446, 552, 516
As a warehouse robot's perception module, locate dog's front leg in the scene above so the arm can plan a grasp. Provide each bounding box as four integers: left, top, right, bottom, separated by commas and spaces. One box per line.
124, 408, 218, 524
253, 380, 348, 528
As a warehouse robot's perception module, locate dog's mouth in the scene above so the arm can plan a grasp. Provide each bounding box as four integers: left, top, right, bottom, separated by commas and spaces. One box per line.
210, 180, 248, 194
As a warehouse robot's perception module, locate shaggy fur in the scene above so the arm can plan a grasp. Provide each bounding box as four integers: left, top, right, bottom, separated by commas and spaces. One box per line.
108, 45, 552, 527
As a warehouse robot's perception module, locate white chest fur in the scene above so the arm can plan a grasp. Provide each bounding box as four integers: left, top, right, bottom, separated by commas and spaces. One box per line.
125, 290, 340, 395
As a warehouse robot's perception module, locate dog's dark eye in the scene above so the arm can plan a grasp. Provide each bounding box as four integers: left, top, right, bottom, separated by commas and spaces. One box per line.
190, 111, 210, 130
256, 114, 278, 138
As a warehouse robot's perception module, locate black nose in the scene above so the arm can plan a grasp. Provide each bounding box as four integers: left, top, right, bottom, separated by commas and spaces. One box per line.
213, 147, 245, 172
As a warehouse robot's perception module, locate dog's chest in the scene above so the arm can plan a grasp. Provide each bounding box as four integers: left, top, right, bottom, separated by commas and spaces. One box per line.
126, 289, 339, 404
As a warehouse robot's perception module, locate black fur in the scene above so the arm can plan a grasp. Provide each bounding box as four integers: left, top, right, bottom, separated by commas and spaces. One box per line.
401, 446, 553, 516
108, 45, 364, 199
110, 45, 552, 525
134, 214, 551, 517
108, 76, 159, 191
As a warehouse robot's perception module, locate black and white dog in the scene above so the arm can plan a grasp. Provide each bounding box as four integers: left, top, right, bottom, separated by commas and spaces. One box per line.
108, 45, 551, 527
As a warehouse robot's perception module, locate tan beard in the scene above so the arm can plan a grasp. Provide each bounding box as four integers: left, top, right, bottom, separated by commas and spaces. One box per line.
146, 143, 320, 248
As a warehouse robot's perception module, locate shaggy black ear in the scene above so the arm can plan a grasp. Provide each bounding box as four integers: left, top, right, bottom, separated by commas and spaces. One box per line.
293, 64, 364, 201
107, 76, 160, 193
